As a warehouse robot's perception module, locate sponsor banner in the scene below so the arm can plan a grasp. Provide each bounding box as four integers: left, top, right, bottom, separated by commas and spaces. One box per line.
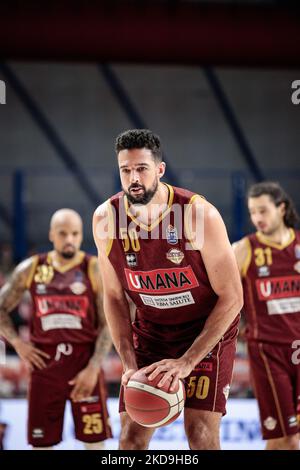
266, 297, 300, 315
256, 276, 300, 301
125, 265, 199, 294
41, 314, 82, 331
0, 398, 264, 450
35, 295, 88, 318
140, 291, 195, 309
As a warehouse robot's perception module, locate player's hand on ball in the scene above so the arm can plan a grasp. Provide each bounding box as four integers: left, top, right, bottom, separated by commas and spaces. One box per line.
144, 358, 193, 392
69, 365, 99, 402
12, 338, 50, 370
121, 368, 138, 386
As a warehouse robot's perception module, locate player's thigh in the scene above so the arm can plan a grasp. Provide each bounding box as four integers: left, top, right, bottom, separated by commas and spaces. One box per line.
184, 337, 236, 414
28, 372, 66, 447
71, 374, 112, 443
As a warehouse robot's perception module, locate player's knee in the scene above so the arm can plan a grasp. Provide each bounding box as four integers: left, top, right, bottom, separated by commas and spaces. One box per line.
267, 434, 299, 450
119, 431, 149, 450
186, 422, 219, 450
186, 422, 208, 449
83, 441, 105, 450
119, 413, 152, 450
119, 426, 149, 450
285, 435, 299, 450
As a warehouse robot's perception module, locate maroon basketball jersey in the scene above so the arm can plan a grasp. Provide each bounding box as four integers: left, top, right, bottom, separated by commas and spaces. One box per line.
108, 184, 220, 332
242, 229, 300, 343
27, 251, 98, 345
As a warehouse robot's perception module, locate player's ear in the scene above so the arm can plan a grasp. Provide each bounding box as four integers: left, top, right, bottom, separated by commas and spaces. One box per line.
158, 161, 166, 179
278, 202, 286, 216
49, 229, 53, 243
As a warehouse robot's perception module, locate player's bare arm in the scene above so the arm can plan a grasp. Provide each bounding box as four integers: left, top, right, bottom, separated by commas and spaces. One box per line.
0, 258, 50, 369
93, 202, 138, 386
231, 238, 250, 339
232, 238, 250, 277
88, 259, 113, 368
146, 198, 243, 390
69, 258, 113, 402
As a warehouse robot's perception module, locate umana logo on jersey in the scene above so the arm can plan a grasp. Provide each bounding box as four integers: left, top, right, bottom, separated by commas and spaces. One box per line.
256, 275, 300, 300
125, 266, 199, 294
36, 295, 88, 317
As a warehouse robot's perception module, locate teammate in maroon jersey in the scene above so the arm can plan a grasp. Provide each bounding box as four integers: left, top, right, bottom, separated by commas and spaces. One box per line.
233, 182, 300, 450
93, 129, 243, 449
0, 209, 112, 449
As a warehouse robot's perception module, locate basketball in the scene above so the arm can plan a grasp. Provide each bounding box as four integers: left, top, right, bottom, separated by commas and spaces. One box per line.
124, 368, 186, 428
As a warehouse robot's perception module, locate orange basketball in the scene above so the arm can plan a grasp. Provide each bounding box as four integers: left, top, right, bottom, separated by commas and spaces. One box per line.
124, 367, 186, 428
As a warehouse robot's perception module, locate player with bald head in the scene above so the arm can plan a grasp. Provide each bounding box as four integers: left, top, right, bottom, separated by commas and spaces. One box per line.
49, 208, 83, 261
0, 209, 112, 449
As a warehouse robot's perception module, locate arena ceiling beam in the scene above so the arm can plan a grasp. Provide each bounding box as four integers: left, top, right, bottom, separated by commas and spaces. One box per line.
0, 2, 299, 67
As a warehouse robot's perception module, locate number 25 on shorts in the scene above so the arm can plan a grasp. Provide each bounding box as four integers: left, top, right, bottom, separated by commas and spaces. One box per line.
186, 376, 210, 399
82, 413, 103, 435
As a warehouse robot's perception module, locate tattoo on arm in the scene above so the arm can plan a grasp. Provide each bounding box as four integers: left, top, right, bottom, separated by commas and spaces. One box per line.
89, 325, 112, 368
0, 259, 33, 343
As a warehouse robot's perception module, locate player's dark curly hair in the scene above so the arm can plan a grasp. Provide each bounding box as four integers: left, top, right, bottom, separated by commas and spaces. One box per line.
115, 129, 162, 162
248, 181, 299, 228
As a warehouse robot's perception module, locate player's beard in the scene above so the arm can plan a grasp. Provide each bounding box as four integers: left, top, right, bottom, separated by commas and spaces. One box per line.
60, 247, 76, 259
258, 218, 282, 236
124, 179, 159, 205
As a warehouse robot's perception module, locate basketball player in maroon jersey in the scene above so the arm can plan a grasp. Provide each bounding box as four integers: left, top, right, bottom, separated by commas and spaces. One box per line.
93, 129, 243, 449
233, 182, 300, 450
0, 209, 112, 449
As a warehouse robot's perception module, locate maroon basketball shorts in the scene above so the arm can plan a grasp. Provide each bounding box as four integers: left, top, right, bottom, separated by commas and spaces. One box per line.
248, 341, 300, 440
28, 343, 112, 447
119, 322, 238, 416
